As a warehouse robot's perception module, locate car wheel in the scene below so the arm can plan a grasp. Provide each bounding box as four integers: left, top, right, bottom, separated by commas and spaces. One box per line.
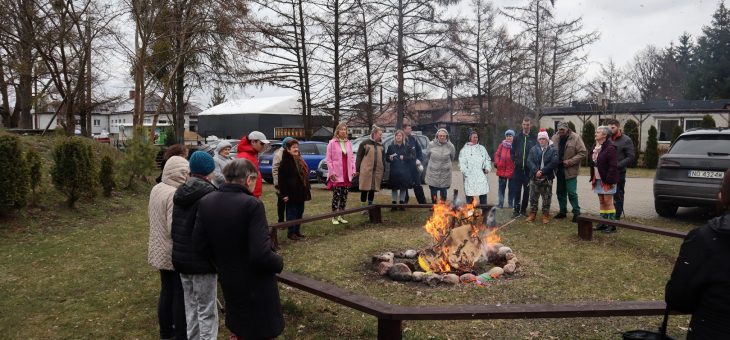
654, 201, 678, 217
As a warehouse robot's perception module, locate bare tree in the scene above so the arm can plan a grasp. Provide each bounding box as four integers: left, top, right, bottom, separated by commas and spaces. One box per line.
628, 45, 663, 102
583, 58, 637, 103
0, 0, 37, 128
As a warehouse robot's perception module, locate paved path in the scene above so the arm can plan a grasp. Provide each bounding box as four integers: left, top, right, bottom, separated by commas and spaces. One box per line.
376, 171, 661, 219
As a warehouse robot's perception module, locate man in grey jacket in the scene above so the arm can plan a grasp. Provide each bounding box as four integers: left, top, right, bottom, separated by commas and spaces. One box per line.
606, 119, 635, 221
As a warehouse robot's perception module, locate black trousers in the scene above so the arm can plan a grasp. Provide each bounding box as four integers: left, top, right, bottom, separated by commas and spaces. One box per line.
511, 168, 531, 214
158, 270, 187, 340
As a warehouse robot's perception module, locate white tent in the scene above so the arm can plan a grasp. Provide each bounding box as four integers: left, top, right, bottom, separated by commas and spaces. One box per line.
199, 96, 302, 116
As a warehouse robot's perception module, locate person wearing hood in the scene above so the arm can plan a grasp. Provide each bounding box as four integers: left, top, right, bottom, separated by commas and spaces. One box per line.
459, 130, 491, 205
171, 151, 218, 339
193, 158, 284, 340
425, 128, 456, 203
526, 130, 559, 224
156, 144, 189, 184
494, 130, 516, 209
212, 141, 233, 187
665, 168, 730, 339
236, 131, 270, 199
148, 155, 189, 340
356, 125, 385, 208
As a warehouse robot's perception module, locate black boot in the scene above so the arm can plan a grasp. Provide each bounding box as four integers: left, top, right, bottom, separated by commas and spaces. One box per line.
399, 201, 406, 211
571, 213, 581, 223
391, 201, 398, 211
554, 212, 567, 219
602, 225, 617, 234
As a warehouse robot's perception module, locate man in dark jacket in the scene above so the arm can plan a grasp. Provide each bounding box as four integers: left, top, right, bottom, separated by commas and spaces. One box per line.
193, 158, 285, 340
510, 117, 538, 218
606, 119, 635, 220
666, 169, 730, 339
172, 151, 218, 339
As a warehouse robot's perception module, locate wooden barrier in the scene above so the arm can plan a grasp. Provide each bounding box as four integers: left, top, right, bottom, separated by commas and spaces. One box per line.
277, 271, 674, 340
576, 216, 687, 241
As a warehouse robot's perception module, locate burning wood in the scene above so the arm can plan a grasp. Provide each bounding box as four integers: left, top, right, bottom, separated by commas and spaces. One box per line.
418, 201, 502, 274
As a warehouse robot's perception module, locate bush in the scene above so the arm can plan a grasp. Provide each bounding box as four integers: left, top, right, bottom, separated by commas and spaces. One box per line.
0, 135, 29, 214
119, 127, 158, 188
99, 155, 115, 197
671, 125, 684, 145
581, 121, 596, 166
623, 119, 640, 168
567, 121, 577, 133
25, 148, 42, 204
701, 114, 716, 128
645, 126, 659, 169
51, 137, 96, 208
546, 127, 555, 138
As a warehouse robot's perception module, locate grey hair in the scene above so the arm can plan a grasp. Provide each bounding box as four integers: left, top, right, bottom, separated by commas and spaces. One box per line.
596, 125, 613, 138
223, 158, 258, 184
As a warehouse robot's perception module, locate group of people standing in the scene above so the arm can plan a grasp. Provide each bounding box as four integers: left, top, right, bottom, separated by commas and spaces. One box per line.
148, 130, 285, 340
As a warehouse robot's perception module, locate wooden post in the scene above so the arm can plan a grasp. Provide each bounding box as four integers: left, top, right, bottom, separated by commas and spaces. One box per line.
377, 319, 402, 340
369, 206, 382, 224
578, 219, 593, 241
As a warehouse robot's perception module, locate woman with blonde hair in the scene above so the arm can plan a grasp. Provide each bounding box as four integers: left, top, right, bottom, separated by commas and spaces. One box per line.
424, 128, 456, 203
326, 123, 357, 224
356, 125, 385, 208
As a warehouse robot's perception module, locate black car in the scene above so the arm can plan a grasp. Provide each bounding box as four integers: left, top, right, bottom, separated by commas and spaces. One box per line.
653, 127, 730, 217
317, 133, 430, 188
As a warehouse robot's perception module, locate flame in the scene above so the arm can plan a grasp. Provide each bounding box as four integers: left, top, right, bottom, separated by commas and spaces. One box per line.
420, 200, 501, 274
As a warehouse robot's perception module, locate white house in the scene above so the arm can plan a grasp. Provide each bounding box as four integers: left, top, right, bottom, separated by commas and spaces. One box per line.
539, 99, 730, 150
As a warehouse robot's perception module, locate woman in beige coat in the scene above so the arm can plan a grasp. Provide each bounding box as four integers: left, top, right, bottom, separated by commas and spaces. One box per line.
425, 128, 456, 203
356, 125, 384, 207
148, 155, 189, 340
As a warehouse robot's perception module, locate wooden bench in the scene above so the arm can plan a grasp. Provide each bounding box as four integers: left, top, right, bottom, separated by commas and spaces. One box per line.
277, 271, 673, 339
576, 216, 687, 241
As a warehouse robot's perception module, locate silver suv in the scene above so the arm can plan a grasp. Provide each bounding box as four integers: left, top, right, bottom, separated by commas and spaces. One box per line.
653, 128, 730, 217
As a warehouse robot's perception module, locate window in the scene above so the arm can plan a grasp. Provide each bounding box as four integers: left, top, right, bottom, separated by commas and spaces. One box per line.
93, 119, 100, 126
316, 143, 327, 155
299, 143, 318, 155
669, 134, 730, 155
658, 119, 679, 142
122, 119, 126, 123
684, 119, 702, 130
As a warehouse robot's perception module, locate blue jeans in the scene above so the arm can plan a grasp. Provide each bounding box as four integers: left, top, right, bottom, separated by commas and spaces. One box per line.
466, 195, 487, 205
498, 177, 514, 208
286, 201, 305, 235
429, 186, 448, 203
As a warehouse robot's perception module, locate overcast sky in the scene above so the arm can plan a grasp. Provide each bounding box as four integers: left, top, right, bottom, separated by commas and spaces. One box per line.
104, 0, 723, 106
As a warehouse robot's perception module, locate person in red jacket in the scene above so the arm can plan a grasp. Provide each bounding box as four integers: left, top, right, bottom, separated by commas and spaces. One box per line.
494, 130, 515, 209
236, 131, 270, 198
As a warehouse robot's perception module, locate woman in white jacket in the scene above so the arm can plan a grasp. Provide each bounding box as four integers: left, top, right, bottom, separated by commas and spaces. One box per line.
148, 156, 189, 340
459, 130, 491, 205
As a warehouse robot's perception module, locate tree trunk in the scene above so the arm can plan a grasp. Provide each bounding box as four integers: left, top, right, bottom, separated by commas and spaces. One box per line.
358, 0, 374, 130
175, 53, 186, 145
476, 0, 485, 125
333, 0, 341, 128
396, 0, 405, 129
297, 0, 313, 138
292, 1, 308, 133
533, 1, 541, 119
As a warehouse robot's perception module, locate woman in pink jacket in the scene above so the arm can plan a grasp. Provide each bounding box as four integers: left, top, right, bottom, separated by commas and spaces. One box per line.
326, 122, 357, 225
494, 129, 516, 208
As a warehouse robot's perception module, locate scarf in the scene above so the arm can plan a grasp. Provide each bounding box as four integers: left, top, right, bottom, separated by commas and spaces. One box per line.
501, 140, 512, 149
592, 143, 602, 163
289, 151, 309, 186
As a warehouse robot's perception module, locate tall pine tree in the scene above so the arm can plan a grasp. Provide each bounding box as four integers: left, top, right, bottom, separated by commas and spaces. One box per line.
688, 2, 730, 99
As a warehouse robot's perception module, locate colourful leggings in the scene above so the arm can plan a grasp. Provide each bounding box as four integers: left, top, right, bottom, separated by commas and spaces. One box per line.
331, 186, 349, 211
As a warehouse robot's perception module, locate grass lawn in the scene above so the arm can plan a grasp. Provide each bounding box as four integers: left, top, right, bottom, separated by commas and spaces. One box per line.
0, 135, 693, 338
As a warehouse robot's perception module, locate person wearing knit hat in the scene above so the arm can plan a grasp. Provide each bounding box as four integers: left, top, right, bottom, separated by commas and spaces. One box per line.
189, 150, 216, 176
526, 129, 559, 224
495, 129, 516, 208
272, 136, 295, 247
551, 121, 587, 223
171, 150, 219, 339
213, 141, 234, 187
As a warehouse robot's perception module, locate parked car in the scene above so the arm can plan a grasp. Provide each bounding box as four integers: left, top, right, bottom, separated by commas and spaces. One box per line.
259, 141, 327, 183
316, 133, 430, 189
653, 127, 730, 217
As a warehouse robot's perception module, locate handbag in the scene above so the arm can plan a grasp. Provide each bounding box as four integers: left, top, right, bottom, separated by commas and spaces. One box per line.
621, 305, 674, 340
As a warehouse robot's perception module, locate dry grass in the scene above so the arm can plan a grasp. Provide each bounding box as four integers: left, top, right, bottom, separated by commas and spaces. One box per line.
0, 134, 694, 338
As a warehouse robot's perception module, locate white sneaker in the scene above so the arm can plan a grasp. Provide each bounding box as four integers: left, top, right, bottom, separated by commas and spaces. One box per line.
331, 218, 340, 225
337, 216, 348, 224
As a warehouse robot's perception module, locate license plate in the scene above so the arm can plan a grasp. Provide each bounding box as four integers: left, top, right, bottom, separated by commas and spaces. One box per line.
688, 170, 725, 179
260, 159, 270, 165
